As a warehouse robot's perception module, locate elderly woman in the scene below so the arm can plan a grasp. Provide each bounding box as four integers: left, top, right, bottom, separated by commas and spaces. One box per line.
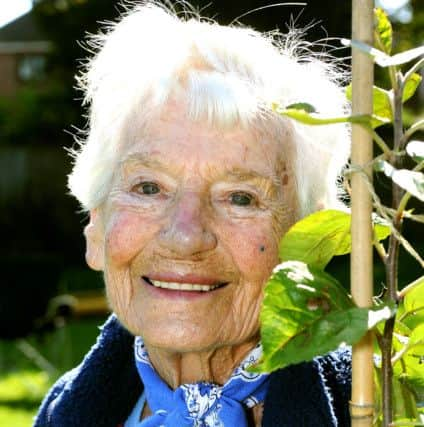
34, 2, 351, 426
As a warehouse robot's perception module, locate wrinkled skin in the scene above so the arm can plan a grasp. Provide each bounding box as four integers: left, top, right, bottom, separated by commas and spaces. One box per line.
85, 99, 299, 389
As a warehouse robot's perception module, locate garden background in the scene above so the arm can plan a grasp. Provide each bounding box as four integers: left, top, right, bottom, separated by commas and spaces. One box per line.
0, 0, 422, 425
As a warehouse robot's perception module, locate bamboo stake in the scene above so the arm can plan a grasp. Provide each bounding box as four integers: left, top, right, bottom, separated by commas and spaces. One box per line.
350, 1, 375, 426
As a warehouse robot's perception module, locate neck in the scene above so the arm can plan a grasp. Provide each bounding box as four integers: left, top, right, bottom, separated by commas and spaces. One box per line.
145, 338, 259, 389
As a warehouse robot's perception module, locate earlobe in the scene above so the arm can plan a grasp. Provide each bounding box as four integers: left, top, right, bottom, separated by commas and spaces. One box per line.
84, 209, 105, 271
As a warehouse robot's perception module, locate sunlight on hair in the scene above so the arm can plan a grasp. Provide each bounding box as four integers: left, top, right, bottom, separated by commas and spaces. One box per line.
68, 1, 351, 217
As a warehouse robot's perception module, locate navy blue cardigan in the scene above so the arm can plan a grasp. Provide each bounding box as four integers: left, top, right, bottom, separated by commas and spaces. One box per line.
34, 315, 351, 427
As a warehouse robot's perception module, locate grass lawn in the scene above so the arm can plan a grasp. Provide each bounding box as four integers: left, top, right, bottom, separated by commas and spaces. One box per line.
0, 406, 37, 426
0, 370, 50, 426
0, 316, 107, 426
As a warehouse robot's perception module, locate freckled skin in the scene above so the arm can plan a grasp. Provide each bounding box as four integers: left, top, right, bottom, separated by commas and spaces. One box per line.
87, 100, 299, 389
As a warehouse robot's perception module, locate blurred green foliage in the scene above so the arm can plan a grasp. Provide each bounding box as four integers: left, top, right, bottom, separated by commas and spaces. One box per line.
0, 371, 50, 404
375, 0, 424, 116
0, 84, 79, 146
0, 405, 38, 427
0, 317, 107, 425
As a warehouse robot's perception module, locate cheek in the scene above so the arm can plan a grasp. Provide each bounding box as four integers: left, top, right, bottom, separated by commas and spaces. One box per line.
105, 211, 154, 266
224, 224, 279, 282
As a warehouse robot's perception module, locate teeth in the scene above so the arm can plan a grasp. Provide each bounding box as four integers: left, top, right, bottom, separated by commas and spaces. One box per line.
149, 279, 221, 292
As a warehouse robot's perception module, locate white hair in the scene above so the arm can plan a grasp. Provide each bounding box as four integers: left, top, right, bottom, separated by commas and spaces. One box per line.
68, 1, 350, 216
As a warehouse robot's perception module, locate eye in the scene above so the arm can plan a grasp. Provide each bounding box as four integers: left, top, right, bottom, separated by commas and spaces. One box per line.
230, 192, 254, 206
132, 181, 160, 195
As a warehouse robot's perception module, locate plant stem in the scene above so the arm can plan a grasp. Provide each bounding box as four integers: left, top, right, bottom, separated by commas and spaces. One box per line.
372, 130, 392, 156
350, 2, 375, 426
382, 70, 405, 427
374, 240, 387, 263
400, 118, 424, 146
403, 57, 424, 85
16, 339, 59, 379
388, 66, 398, 92
397, 275, 424, 299
381, 317, 395, 426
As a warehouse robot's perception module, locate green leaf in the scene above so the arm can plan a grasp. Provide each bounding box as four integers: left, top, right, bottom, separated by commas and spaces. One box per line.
374, 8, 392, 55
373, 367, 383, 425
408, 324, 424, 354
370, 115, 393, 129
260, 307, 372, 371
403, 73, 422, 103
275, 107, 350, 125
273, 104, 386, 127
393, 170, 424, 202
377, 161, 424, 201
391, 419, 424, 427
377, 365, 423, 426
394, 320, 413, 338
391, 325, 424, 370
392, 376, 420, 423
398, 352, 424, 394
371, 86, 393, 122
406, 140, 424, 163
346, 84, 393, 128
403, 277, 424, 312
385, 47, 424, 67
401, 278, 424, 330
341, 38, 389, 65
257, 261, 392, 372
342, 38, 424, 67
279, 209, 390, 269
284, 102, 317, 113
391, 343, 424, 416
374, 159, 388, 173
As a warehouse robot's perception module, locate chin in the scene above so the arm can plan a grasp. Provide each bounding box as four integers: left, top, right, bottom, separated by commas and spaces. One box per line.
149, 341, 216, 354
111, 310, 211, 350
141, 327, 223, 353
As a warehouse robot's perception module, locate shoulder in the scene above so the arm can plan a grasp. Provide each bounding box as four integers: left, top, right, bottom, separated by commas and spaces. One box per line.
263, 347, 351, 427
315, 347, 352, 425
33, 315, 142, 427
315, 347, 352, 402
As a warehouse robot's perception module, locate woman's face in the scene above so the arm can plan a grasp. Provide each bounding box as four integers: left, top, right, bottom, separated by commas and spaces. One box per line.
88, 101, 298, 353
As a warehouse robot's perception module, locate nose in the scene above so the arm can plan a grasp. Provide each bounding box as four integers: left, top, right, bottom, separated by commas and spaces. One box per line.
157, 192, 217, 257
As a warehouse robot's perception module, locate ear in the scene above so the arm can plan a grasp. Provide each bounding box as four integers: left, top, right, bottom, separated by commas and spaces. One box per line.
84, 209, 105, 271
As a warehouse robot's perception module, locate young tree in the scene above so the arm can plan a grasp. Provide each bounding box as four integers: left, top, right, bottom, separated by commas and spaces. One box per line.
256, 6, 424, 427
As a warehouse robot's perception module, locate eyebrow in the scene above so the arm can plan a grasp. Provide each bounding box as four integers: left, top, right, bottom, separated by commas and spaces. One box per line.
219, 167, 270, 182
120, 152, 281, 195
121, 153, 175, 174
223, 168, 281, 198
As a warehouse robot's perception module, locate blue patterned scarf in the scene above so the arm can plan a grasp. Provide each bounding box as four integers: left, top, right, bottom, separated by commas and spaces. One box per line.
134, 337, 269, 426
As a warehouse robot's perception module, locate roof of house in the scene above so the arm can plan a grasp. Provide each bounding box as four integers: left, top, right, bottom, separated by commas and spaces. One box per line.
0, 12, 48, 43
0, 12, 52, 54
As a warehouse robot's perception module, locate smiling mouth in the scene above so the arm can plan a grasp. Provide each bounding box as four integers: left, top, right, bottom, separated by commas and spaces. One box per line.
143, 277, 228, 292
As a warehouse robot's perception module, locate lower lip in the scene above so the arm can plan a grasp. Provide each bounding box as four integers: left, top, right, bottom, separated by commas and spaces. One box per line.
141, 278, 226, 300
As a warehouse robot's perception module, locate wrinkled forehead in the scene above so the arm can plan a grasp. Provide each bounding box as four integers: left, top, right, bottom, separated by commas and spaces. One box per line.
120, 94, 296, 177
